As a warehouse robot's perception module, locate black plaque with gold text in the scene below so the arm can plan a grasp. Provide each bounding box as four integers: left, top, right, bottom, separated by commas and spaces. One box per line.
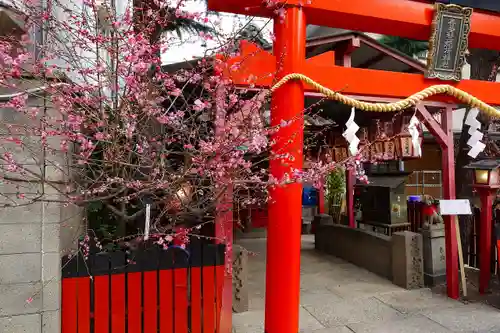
426, 3, 472, 81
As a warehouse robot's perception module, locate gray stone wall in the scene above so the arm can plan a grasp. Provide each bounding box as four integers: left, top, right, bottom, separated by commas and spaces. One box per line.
315, 225, 424, 289
315, 224, 393, 280
0, 91, 83, 333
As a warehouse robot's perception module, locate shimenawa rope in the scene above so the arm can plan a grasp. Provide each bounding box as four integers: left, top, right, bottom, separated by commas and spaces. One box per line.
270, 73, 500, 118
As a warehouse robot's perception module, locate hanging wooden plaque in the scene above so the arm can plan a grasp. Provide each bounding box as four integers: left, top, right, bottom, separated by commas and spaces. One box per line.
425, 3, 472, 81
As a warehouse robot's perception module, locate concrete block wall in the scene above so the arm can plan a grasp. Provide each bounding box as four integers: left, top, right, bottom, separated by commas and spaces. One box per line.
0, 93, 83, 333
315, 224, 424, 288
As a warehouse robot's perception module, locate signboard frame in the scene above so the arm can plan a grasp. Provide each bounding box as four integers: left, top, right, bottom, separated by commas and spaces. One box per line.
426, 3, 473, 81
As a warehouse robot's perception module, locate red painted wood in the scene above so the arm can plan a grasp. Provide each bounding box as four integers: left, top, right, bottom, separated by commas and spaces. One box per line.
221, 42, 500, 106
159, 269, 174, 333
127, 272, 142, 333
318, 182, 325, 215
207, 0, 500, 51
190, 267, 202, 333
174, 268, 188, 333
62, 278, 78, 333
215, 265, 225, 332
94, 275, 110, 333
144, 271, 158, 333
77, 277, 91, 333
265, 8, 306, 333
346, 169, 355, 228
202, 265, 216, 333
479, 190, 494, 294
111, 274, 126, 333
497, 240, 500, 276
440, 107, 459, 300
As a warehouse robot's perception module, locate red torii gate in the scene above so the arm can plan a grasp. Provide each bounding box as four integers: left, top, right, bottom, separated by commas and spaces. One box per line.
210, 1, 500, 333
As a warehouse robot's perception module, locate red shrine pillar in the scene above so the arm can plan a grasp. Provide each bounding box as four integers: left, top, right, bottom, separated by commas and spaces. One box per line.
441, 107, 460, 299
265, 6, 306, 333
479, 188, 494, 294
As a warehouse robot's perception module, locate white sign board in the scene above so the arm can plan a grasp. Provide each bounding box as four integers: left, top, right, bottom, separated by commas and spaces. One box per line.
439, 199, 472, 215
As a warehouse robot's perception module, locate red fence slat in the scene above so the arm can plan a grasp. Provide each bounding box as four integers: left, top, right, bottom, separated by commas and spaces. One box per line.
190, 266, 202, 333
77, 277, 91, 333
94, 275, 110, 333
111, 274, 126, 333
127, 272, 142, 333
215, 265, 225, 333
144, 270, 158, 333
62, 278, 78, 333
174, 268, 189, 333
202, 265, 216, 333
159, 269, 174, 333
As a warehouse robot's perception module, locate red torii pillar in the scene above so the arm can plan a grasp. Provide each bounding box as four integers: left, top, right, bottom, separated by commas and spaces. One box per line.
265, 6, 306, 333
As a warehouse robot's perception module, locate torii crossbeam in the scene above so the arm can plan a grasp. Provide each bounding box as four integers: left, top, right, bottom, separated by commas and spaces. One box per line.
209, 1, 500, 333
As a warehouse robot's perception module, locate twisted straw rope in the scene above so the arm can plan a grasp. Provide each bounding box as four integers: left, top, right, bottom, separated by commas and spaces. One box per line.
270, 73, 500, 118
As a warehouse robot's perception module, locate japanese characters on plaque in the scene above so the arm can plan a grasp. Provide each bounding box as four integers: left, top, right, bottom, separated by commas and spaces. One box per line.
425, 3, 472, 81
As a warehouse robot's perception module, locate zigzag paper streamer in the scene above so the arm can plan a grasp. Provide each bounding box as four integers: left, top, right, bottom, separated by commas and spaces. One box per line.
408, 115, 422, 157
465, 108, 486, 158
343, 107, 360, 156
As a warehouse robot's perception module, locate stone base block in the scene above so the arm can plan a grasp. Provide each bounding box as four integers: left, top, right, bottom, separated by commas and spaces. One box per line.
392, 231, 424, 289
424, 273, 447, 287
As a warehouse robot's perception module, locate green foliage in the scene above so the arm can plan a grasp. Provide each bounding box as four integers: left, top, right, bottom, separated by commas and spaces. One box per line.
325, 168, 345, 203
379, 35, 428, 57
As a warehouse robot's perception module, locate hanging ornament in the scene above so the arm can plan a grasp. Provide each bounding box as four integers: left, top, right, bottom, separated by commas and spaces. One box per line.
395, 114, 422, 159
408, 115, 422, 158
465, 108, 486, 158
342, 107, 360, 156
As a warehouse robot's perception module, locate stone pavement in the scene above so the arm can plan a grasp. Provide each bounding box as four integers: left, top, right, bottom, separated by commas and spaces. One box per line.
233, 235, 500, 333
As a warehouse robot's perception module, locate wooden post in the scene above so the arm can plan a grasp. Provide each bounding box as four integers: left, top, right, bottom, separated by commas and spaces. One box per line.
440, 107, 460, 300
417, 105, 459, 300
265, 6, 306, 333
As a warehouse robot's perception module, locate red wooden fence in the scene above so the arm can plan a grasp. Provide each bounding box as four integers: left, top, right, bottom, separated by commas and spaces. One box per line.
61, 242, 225, 333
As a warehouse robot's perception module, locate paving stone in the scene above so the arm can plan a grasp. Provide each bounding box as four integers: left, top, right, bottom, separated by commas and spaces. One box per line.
421, 304, 500, 332
302, 295, 405, 327
374, 288, 462, 314
303, 326, 354, 333
347, 314, 452, 333
300, 289, 343, 306
232, 307, 324, 333
327, 280, 402, 300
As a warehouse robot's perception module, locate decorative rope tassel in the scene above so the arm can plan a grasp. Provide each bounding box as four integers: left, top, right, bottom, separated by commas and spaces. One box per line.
270, 73, 500, 118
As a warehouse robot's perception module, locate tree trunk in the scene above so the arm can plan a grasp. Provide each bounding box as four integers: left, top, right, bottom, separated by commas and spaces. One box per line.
455, 49, 499, 263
